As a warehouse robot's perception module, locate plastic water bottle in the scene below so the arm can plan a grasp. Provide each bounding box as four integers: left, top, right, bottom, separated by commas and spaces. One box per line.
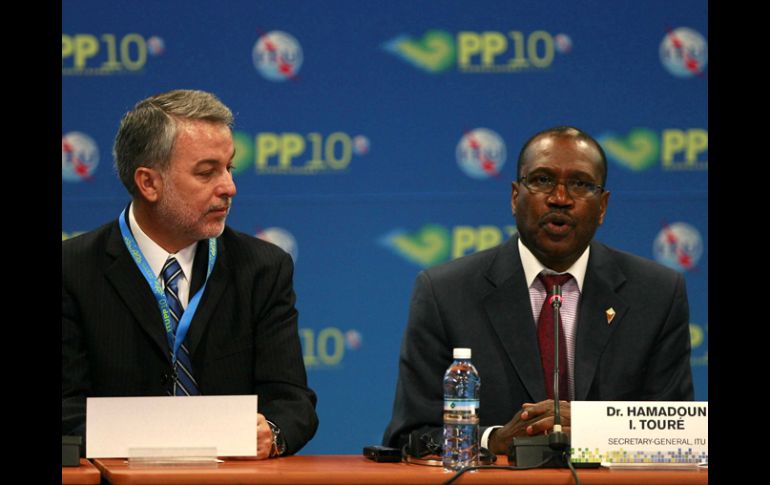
442, 347, 480, 471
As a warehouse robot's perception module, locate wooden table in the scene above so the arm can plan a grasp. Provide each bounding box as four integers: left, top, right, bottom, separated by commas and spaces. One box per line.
62, 458, 101, 484
93, 455, 708, 484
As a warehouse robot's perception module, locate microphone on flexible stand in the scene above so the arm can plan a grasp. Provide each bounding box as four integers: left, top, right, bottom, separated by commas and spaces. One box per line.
547, 285, 570, 454
507, 284, 569, 468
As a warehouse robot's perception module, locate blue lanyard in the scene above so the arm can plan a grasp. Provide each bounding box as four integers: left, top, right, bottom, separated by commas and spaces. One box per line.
118, 208, 217, 363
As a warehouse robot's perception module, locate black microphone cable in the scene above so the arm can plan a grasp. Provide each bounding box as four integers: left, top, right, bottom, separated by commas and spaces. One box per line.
442, 456, 554, 485
442, 451, 582, 485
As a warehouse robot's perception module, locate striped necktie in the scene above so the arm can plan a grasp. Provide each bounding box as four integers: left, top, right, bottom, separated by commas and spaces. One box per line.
162, 257, 200, 396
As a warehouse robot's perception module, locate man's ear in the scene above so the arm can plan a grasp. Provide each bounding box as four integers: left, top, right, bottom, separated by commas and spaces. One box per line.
134, 167, 163, 203
597, 190, 610, 225
511, 181, 519, 217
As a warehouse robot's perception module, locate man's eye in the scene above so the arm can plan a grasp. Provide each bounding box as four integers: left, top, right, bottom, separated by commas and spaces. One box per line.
533, 175, 553, 185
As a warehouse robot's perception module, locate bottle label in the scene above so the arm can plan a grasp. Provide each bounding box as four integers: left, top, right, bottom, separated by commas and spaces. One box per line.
444, 399, 479, 412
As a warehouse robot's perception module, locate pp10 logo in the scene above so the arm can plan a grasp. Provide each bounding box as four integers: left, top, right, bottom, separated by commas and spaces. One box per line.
458, 31, 555, 70
62, 33, 154, 74
233, 131, 368, 174
300, 327, 345, 368
384, 29, 566, 73
662, 129, 707, 169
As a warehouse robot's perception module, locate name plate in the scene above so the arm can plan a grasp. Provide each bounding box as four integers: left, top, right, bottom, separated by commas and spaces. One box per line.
86, 395, 258, 458
570, 401, 707, 464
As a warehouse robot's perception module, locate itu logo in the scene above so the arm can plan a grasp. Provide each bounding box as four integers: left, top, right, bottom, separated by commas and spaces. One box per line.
252, 31, 303, 81
351, 135, 370, 155
62, 132, 99, 182
345, 329, 363, 351
256, 227, 298, 263
146, 36, 165, 56
659, 27, 708, 78
653, 222, 703, 272
456, 128, 506, 179
554, 33, 572, 54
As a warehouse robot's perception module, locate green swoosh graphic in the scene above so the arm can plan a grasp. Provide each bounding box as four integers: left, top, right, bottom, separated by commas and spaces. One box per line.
600, 128, 660, 171
232, 131, 254, 174
385, 224, 450, 267
385, 30, 455, 73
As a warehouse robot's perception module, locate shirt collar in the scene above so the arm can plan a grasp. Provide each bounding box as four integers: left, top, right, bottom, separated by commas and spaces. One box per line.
128, 203, 197, 281
518, 237, 590, 292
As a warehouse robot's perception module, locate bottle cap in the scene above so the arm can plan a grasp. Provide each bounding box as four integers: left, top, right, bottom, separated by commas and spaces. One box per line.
453, 348, 471, 359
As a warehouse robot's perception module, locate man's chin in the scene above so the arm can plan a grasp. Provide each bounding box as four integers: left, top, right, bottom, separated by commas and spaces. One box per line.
531, 238, 586, 269
536, 234, 574, 252
196, 223, 226, 241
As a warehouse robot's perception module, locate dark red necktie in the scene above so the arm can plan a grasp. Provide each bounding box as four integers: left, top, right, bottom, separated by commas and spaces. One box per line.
537, 273, 572, 401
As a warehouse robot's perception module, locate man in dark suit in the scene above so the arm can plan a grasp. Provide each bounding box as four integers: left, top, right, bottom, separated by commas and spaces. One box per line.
62, 89, 318, 458
382, 126, 693, 455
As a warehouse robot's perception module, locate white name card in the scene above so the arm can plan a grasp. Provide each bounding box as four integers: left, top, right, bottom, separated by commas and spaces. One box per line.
570, 401, 708, 464
86, 395, 258, 458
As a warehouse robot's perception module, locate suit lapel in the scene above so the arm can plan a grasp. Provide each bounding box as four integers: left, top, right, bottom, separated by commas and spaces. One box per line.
104, 220, 232, 361
104, 221, 170, 359
185, 235, 230, 357
482, 238, 547, 402
574, 242, 629, 400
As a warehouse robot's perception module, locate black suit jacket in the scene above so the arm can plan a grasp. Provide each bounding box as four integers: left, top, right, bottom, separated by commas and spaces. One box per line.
382, 237, 693, 447
62, 219, 318, 455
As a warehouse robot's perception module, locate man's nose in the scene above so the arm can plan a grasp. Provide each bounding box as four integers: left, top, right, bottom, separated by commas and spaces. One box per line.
547, 182, 573, 206
218, 171, 237, 198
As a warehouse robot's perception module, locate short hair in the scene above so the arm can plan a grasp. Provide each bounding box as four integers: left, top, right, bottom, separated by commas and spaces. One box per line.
113, 89, 234, 197
516, 126, 608, 186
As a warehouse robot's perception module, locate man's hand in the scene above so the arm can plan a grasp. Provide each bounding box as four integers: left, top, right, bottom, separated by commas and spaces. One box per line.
488, 400, 571, 454
224, 413, 275, 460
256, 413, 274, 459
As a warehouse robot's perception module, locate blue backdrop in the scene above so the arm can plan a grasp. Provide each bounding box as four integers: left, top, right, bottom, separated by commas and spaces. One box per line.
62, 0, 708, 454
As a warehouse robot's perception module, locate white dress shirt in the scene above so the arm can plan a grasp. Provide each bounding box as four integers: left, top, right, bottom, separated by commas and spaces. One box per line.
481, 239, 590, 450
129, 204, 197, 308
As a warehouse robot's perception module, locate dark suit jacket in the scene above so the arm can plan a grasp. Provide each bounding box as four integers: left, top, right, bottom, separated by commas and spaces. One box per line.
62, 219, 318, 455
382, 237, 693, 447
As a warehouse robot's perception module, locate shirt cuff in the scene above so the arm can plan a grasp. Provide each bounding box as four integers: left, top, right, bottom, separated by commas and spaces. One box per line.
481, 425, 503, 450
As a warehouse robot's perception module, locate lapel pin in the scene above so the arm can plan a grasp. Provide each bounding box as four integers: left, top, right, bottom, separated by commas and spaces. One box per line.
605, 308, 616, 325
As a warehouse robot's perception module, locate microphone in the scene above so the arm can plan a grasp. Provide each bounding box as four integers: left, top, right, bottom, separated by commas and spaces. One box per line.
547, 285, 569, 453
507, 284, 569, 468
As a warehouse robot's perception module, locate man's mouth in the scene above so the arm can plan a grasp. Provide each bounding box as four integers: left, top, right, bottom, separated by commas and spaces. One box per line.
208, 203, 231, 215
541, 213, 575, 235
